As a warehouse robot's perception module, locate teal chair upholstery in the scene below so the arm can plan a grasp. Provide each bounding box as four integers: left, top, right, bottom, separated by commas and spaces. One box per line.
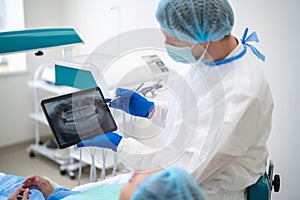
247, 160, 280, 200
248, 173, 270, 200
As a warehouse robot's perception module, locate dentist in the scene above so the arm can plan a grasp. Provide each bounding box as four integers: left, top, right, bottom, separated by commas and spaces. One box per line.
78, 0, 273, 199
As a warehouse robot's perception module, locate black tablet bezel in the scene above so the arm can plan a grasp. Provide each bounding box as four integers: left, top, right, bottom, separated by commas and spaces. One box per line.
40, 87, 117, 149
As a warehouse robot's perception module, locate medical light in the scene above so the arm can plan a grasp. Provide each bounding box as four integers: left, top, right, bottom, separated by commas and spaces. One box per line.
0, 28, 83, 55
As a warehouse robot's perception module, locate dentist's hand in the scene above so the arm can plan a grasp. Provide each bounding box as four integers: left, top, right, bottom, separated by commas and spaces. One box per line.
107, 88, 154, 118
77, 132, 122, 152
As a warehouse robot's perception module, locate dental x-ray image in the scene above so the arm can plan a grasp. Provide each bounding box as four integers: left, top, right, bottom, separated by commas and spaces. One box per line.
41, 87, 117, 149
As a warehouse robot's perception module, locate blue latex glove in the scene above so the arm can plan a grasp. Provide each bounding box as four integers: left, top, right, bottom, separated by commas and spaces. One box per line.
77, 132, 122, 152
107, 88, 154, 118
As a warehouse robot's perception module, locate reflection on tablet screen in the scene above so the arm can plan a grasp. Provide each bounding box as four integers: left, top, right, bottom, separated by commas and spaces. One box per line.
41, 87, 117, 148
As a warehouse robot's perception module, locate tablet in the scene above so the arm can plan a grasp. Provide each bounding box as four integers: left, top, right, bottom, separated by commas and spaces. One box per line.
41, 87, 117, 149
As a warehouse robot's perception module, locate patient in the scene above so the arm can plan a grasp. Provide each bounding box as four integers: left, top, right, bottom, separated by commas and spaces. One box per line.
7, 167, 205, 200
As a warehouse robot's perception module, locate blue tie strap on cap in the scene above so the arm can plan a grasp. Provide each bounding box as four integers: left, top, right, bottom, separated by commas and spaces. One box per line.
241, 28, 265, 62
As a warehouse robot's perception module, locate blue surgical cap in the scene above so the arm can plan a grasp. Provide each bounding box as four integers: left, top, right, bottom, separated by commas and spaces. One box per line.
156, 0, 234, 43
130, 167, 205, 200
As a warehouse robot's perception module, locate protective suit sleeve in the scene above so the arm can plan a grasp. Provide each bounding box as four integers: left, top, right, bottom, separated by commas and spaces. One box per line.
117, 137, 199, 172
194, 153, 235, 184
149, 100, 168, 128
195, 96, 269, 185
117, 137, 162, 170
220, 96, 265, 155
45, 188, 78, 200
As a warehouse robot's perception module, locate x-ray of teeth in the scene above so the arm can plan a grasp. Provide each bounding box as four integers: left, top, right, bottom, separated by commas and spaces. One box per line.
41, 88, 117, 148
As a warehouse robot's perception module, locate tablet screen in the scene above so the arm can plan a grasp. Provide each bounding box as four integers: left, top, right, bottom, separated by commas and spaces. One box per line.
41, 87, 117, 149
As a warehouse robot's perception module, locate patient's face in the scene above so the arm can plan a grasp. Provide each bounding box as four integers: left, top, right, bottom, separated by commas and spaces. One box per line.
119, 169, 161, 200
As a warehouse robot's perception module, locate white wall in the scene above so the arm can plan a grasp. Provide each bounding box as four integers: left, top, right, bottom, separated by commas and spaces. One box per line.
61, 0, 160, 54
1, 0, 299, 198
0, 0, 63, 147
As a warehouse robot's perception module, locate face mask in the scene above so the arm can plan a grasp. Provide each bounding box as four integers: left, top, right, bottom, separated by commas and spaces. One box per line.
165, 42, 210, 64
165, 44, 197, 63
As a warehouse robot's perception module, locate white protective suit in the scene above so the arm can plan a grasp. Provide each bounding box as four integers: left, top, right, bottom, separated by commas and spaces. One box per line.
117, 38, 273, 200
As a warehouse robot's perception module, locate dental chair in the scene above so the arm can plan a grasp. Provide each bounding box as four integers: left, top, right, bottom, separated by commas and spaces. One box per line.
247, 160, 280, 200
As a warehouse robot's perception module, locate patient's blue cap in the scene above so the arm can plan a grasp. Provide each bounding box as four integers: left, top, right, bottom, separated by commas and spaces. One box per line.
156, 0, 234, 43
130, 167, 205, 200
